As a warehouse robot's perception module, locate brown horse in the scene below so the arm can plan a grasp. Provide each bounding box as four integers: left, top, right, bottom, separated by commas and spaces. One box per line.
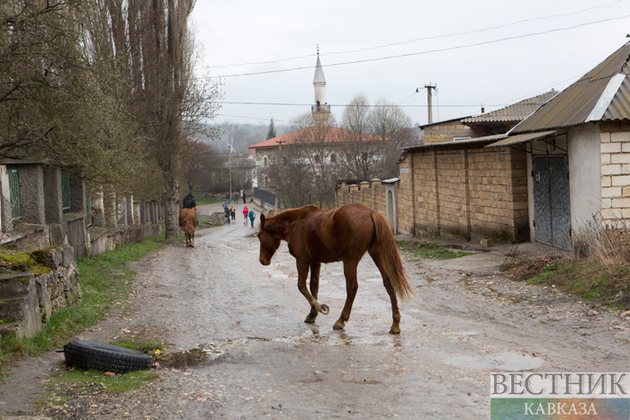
258, 203, 413, 334
179, 208, 197, 247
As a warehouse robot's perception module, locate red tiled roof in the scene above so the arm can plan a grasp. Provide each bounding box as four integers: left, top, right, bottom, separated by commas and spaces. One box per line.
248, 127, 381, 149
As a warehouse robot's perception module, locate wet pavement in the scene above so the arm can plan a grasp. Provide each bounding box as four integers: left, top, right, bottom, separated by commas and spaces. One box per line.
3, 201, 630, 419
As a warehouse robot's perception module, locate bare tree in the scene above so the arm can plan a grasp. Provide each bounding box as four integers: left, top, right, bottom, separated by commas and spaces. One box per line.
339, 94, 383, 180
369, 98, 415, 179
288, 113, 340, 207
264, 143, 313, 209
105, 0, 222, 238
339, 94, 415, 181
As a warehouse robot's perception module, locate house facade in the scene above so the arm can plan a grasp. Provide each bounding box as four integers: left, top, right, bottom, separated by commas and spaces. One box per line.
498, 41, 630, 249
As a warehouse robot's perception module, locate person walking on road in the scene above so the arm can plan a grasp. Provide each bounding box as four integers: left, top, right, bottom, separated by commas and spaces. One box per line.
242, 191, 246, 204
248, 209, 256, 228
242, 205, 249, 225
224, 203, 231, 224
230, 205, 236, 221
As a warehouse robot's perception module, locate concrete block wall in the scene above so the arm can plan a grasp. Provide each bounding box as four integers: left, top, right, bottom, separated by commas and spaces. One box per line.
600, 123, 630, 228
335, 180, 388, 219
397, 146, 529, 241
423, 122, 477, 144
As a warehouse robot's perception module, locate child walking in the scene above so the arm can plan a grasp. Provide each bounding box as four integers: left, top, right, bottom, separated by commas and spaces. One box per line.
248, 209, 256, 228
242, 205, 249, 225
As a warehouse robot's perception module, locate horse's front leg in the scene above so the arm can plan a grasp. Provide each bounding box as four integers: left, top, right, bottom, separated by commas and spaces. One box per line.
304, 263, 321, 323
296, 260, 329, 320
334, 260, 359, 331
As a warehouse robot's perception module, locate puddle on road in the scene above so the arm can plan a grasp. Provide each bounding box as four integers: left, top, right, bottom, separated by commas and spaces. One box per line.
444, 353, 543, 371
277, 326, 404, 348
156, 348, 223, 369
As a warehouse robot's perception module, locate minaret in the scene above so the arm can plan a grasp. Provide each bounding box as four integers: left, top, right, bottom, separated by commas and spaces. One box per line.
312, 47, 331, 126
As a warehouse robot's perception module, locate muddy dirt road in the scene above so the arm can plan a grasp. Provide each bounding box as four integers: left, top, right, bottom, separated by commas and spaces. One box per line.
3, 202, 630, 419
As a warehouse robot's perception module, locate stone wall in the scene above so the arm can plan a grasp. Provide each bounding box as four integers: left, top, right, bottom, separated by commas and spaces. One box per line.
0, 245, 81, 338
600, 122, 630, 227
398, 146, 529, 242
423, 121, 478, 144
335, 179, 388, 218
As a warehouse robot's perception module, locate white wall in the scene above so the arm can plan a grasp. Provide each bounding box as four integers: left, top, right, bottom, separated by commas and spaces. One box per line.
568, 123, 601, 230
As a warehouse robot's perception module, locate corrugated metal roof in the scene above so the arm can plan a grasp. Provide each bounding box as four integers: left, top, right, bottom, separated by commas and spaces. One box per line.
461, 91, 558, 124
485, 130, 558, 148
512, 42, 630, 134
403, 133, 506, 153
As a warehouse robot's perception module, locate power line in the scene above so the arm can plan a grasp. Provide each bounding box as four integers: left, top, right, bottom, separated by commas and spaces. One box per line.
219, 101, 507, 108
202, 13, 630, 79
204, 0, 626, 69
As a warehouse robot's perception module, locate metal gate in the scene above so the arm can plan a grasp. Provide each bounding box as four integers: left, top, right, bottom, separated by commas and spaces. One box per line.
532, 155, 571, 250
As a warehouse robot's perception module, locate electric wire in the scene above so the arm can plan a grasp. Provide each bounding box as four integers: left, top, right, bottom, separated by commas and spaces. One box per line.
203, 0, 626, 69
202, 13, 630, 79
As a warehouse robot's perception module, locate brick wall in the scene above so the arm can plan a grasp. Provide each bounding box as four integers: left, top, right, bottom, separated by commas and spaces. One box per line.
600, 123, 630, 227
397, 146, 529, 241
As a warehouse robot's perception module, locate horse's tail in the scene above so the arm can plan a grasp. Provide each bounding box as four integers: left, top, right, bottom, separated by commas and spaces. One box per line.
372, 213, 414, 302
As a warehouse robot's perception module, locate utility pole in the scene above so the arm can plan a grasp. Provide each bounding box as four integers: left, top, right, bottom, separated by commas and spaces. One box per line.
416, 83, 437, 124
228, 140, 233, 203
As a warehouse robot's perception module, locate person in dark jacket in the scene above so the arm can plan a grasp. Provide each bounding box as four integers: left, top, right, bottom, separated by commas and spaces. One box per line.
242, 191, 246, 204
183, 192, 196, 209
224, 203, 231, 224
183, 192, 199, 225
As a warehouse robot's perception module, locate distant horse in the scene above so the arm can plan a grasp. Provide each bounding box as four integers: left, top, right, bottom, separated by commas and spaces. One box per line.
179, 208, 197, 247
258, 203, 413, 334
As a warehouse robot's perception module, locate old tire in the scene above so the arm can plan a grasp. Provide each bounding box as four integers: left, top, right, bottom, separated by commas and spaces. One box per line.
63, 340, 152, 373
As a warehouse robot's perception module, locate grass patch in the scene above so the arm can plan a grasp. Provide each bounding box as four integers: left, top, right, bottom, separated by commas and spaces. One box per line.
0, 249, 52, 275
110, 337, 165, 355
504, 257, 630, 308
397, 240, 474, 259
45, 367, 159, 402
0, 235, 168, 380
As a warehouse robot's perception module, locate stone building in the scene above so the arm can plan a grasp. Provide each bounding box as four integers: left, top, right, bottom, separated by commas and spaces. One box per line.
340, 41, 630, 251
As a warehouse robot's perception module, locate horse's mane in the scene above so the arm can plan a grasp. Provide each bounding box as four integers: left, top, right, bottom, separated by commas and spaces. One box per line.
263, 205, 319, 239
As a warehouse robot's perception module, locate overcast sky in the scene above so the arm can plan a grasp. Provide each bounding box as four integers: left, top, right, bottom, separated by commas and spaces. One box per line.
190, 0, 630, 128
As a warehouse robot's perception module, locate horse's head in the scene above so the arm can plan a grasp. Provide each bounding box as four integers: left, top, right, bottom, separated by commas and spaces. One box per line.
258, 214, 280, 266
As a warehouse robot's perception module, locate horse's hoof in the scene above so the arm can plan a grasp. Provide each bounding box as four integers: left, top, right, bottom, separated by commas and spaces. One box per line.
389, 327, 401, 335
319, 304, 329, 315
304, 317, 316, 324
333, 321, 345, 330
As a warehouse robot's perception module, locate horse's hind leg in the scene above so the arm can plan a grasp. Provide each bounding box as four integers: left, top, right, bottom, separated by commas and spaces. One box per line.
305, 263, 321, 323
334, 260, 359, 331
369, 247, 401, 334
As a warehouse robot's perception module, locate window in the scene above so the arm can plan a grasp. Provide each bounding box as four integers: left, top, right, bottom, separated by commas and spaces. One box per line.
86, 193, 92, 227
61, 171, 71, 210
314, 155, 320, 164
264, 157, 267, 167
8, 169, 20, 220
330, 154, 337, 163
